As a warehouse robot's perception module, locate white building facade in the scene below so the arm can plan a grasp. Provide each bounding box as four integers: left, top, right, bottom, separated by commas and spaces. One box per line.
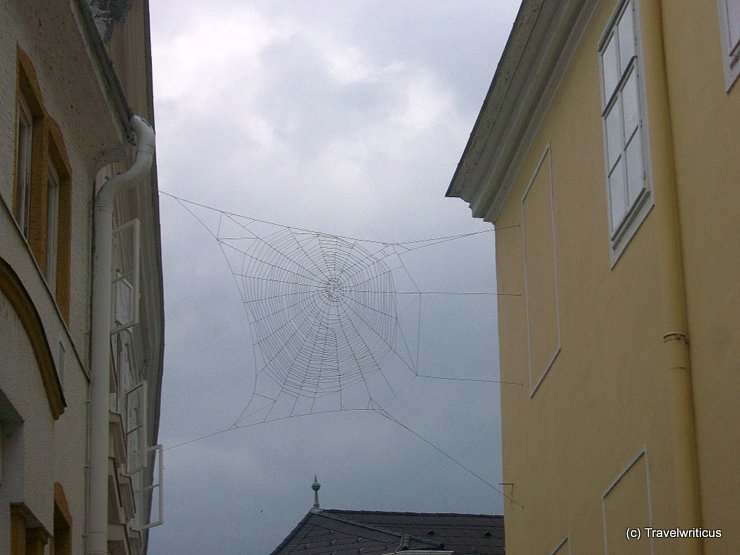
0, 1, 163, 554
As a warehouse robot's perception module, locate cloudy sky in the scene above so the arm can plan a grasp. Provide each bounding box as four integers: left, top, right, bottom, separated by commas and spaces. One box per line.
147, 2, 520, 553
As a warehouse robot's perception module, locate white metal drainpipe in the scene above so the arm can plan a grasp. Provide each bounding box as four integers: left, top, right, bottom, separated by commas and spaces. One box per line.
88, 115, 155, 555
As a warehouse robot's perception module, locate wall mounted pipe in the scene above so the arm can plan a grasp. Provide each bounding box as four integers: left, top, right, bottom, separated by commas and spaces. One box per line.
87, 115, 154, 555
642, 2, 701, 552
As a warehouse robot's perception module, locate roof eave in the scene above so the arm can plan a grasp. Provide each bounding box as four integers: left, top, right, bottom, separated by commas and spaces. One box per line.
74, 0, 132, 135
445, 0, 542, 200
447, 0, 598, 224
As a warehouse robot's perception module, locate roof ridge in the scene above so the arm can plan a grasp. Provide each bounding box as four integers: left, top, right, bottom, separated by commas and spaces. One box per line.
323, 508, 504, 518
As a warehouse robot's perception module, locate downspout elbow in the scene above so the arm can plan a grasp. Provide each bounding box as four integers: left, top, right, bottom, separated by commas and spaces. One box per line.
96, 115, 155, 207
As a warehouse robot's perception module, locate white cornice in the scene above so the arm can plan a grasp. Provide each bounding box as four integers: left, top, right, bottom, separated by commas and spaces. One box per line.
447, 0, 599, 223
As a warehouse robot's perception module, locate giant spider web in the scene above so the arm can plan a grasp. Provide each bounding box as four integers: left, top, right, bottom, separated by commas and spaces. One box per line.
168, 194, 497, 428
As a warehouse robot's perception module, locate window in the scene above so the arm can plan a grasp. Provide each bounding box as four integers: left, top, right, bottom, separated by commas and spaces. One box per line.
14, 96, 33, 237
112, 218, 140, 332
125, 381, 147, 474
14, 48, 72, 320
599, 0, 652, 263
53, 483, 73, 555
11, 505, 50, 555
46, 162, 60, 287
114, 271, 134, 327
717, 0, 740, 90
112, 331, 135, 413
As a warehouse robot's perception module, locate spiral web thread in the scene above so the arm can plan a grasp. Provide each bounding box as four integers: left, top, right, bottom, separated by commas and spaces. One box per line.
167, 194, 500, 429
163, 193, 528, 505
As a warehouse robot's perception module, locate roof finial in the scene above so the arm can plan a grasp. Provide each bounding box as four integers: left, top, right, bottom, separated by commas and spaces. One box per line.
312, 475, 321, 510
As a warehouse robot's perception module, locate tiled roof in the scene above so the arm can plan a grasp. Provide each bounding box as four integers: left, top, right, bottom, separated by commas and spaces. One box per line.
270, 509, 504, 555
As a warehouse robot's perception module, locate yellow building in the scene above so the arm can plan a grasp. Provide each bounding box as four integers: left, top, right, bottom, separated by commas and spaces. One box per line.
0, 1, 163, 554
447, 0, 739, 553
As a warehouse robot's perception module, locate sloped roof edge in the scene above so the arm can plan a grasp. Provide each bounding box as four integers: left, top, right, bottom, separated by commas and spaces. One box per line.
447, 0, 598, 223
317, 511, 443, 549
270, 509, 504, 554
269, 510, 315, 555
270, 510, 444, 554
74, 0, 132, 135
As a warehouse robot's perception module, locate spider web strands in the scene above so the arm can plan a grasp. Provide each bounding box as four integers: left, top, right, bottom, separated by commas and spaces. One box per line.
161, 191, 525, 506
162, 402, 524, 509
373, 407, 524, 508
336, 294, 397, 397
169, 194, 503, 386
415, 374, 523, 386
336, 293, 417, 383
162, 191, 494, 249
396, 291, 519, 297
223, 233, 327, 289
269, 300, 329, 399
165, 191, 505, 405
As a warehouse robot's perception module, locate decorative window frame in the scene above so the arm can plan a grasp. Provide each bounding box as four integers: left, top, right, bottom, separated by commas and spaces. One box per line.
0, 258, 65, 419
11, 504, 51, 554
521, 145, 561, 397
601, 447, 655, 554
717, 0, 740, 90
598, 0, 653, 266
548, 534, 572, 555
14, 48, 73, 321
54, 482, 73, 555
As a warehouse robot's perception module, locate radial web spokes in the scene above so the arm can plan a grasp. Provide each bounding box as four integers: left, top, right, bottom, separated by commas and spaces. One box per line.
166, 193, 501, 428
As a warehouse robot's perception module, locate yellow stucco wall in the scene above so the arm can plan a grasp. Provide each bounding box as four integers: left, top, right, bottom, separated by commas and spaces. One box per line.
493, 0, 738, 553
661, 0, 740, 547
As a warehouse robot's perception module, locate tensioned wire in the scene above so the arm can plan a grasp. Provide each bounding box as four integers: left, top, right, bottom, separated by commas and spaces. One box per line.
162, 406, 523, 508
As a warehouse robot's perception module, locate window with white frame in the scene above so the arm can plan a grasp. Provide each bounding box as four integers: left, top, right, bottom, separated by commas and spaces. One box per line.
112, 219, 140, 331
14, 97, 33, 237
125, 381, 147, 474
111, 332, 135, 413
599, 0, 652, 263
717, 0, 740, 89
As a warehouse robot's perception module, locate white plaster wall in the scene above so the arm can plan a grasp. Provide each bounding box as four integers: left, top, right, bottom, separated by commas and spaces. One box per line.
2, 0, 133, 362
0, 289, 56, 540
52, 354, 92, 555
0, 1, 135, 552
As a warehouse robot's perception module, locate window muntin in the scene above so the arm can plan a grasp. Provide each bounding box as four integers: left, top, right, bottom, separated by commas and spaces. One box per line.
599, 0, 651, 260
